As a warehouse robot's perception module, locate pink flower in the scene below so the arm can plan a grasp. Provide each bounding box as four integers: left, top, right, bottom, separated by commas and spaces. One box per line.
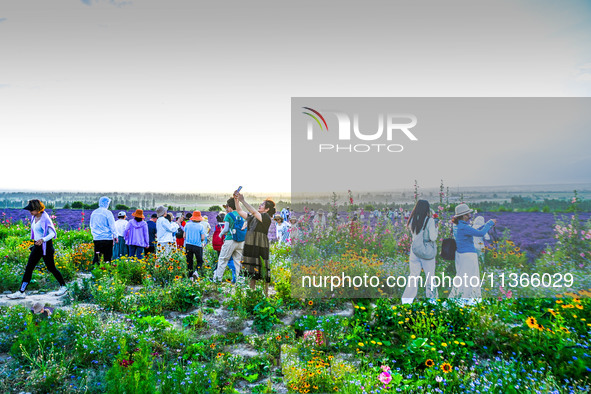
378, 371, 392, 385
580, 253, 586, 258
381, 365, 391, 372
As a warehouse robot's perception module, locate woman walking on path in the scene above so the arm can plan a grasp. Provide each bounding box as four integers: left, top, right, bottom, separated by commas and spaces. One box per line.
449, 203, 496, 304
7, 200, 67, 299
401, 200, 439, 304
124, 209, 149, 259
233, 193, 275, 297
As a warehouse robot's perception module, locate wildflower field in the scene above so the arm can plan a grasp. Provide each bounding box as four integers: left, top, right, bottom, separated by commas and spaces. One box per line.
0, 207, 590, 393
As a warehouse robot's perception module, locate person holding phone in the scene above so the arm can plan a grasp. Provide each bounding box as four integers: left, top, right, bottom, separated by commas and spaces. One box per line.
7, 200, 67, 299
449, 203, 496, 305
233, 190, 276, 297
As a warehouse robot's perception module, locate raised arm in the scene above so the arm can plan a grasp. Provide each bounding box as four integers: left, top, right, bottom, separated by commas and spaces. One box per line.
462, 220, 495, 237
235, 193, 263, 222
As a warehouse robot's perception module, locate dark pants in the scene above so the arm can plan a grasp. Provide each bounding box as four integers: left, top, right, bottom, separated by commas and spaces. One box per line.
185, 244, 203, 276
93, 240, 113, 265
21, 240, 65, 292
145, 243, 156, 256
128, 245, 144, 259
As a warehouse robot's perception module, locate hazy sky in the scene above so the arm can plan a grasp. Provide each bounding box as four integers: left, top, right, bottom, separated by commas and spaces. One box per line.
1, 0, 591, 193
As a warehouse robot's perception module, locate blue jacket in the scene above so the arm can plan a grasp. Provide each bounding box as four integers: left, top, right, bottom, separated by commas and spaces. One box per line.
455, 219, 494, 254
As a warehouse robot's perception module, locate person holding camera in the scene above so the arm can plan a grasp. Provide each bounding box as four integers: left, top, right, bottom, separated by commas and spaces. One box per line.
7, 200, 67, 299
449, 203, 496, 304
233, 192, 276, 297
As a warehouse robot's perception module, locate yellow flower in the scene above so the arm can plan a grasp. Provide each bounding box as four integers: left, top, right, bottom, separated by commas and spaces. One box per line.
526, 316, 537, 329
441, 342, 447, 347
425, 359, 434, 367
441, 362, 452, 373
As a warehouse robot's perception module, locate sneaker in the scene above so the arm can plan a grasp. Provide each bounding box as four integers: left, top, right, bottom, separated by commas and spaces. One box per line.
6, 291, 26, 299
55, 286, 68, 296
192, 271, 199, 280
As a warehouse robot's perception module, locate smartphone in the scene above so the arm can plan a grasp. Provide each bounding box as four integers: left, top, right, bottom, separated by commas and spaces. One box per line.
236, 186, 242, 193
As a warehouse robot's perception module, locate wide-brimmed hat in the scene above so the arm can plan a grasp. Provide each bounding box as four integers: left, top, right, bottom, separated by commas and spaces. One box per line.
32, 302, 45, 314
454, 203, 473, 218
190, 211, 204, 221
156, 206, 167, 217
132, 209, 145, 219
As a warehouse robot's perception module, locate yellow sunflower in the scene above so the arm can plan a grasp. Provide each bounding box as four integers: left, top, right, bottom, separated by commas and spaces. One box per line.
441, 362, 452, 373
526, 316, 537, 329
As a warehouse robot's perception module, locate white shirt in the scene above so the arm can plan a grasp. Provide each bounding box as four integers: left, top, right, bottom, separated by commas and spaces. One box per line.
114, 219, 129, 238
33, 219, 55, 242
156, 217, 179, 243
408, 217, 438, 242
201, 221, 211, 235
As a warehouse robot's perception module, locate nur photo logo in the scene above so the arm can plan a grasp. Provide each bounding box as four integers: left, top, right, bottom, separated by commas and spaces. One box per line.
302, 106, 419, 153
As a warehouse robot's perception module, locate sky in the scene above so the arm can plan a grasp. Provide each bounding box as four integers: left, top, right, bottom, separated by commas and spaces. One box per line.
1, 0, 591, 194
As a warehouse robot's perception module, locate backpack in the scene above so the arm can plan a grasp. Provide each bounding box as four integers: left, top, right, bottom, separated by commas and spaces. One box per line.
212, 223, 224, 251
411, 217, 437, 260
228, 212, 247, 242
176, 225, 184, 239
440, 225, 456, 261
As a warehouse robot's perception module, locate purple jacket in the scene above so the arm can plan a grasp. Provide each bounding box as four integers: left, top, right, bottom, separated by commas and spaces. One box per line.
30, 211, 57, 256
124, 219, 149, 248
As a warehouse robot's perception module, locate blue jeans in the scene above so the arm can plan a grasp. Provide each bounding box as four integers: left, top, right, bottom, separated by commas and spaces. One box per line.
113, 236, 128, 259
227, 258, 236, 284
128, 245, 144, 259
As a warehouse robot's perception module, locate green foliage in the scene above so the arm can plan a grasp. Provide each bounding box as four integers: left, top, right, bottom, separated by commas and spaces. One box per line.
106, 338, 157, 394
182, 311, 208, 330
19, 339, 73, 393
56, 229, 93, 249
114, 255, 146, 285
205, 298, 221, 308
64, 276, 95, 304
208, 205, 223, 212
253, 299, 282, 334
226, 284, 266, 315
91, 275, 127, 311
135, 315, 172, 334
115, 204, 130, 210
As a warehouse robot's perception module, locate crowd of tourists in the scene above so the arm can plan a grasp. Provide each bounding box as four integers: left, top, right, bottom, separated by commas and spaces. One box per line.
6, 195, 496, 305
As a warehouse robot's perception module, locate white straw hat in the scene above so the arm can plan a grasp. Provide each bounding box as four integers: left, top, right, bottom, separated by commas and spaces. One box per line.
453, 203, 473, 218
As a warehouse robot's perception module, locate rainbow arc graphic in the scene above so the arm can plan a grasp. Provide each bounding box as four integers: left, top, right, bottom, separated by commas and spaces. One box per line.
302, 107, 328, 131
